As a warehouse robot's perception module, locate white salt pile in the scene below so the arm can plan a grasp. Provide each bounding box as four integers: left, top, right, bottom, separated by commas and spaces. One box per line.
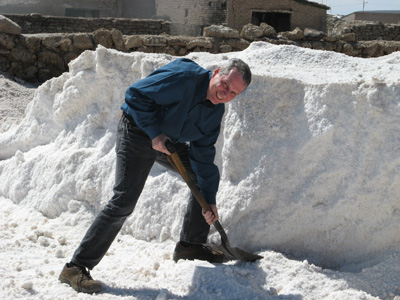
0, 42, 399, 299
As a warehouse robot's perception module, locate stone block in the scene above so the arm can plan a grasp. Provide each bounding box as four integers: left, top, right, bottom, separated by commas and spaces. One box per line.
0, 15, 22, 35
72, 33, 93, 50
203, 25, 240, 39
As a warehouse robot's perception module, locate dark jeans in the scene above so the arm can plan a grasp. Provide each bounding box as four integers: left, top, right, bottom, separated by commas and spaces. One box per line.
71, 115, 210, 270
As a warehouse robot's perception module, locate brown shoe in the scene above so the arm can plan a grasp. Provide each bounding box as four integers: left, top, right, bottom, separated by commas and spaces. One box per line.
58, 263, 102, 294
173, 242, 224, 263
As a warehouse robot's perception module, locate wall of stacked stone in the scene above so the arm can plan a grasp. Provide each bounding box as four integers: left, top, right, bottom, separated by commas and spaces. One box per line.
1, 24, 400, 85
327, 17, 400, 41
3, 14, 171, 35
349, 23, 400, 41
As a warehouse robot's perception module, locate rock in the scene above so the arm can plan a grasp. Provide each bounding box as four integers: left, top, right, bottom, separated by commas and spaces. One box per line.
164, 46, 176, 55
92, 29, 113, 48
220, 44, 232, 53
325, 35, 340, 42
38, 50, 65, 71
260, 23, 276, 37
59, 38, 73, 52
178, 47, 187, 56
280, 27, 304, 40
125, 35, 142, 49
360, 41, 382, 57
72, 33, 93, 50
301, 42, 312, 48
324, 42, 336, 51
137, 45, 153, 53
335, 41, 343, 52
10, 46, 36, 64
304, 28, 325, 40
38, 68, 52, 82
142, 35, 167, 47
341, 33, 356, 42
240, 23, 264, 40
63, 52, 78, 65
0, 55, 10, 71
23, 65, 38, 80
312, 41, 324, 50
203, 25, 240, 39
111, 29, 125, 51
0, 33, 15, 49
21, 35, 41, 52
0, 15, 22, 35
42, 35, 62, 52
186, 38, 213, 50
342, 43, 357, 56
167, 35, 192, 47
225, 38, 250, 50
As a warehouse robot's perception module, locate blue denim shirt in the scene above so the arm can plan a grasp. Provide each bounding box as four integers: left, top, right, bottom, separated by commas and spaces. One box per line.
121, 58, 225, 204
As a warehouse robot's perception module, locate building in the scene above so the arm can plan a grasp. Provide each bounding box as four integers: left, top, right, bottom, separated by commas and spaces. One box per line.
155, 0, 329, 35
343, 11, 400, 24
0, 0, 155, 19
0, 0, 330, 35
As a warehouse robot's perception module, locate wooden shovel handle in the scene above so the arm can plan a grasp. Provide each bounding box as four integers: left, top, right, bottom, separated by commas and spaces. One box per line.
165, 141, 212, 213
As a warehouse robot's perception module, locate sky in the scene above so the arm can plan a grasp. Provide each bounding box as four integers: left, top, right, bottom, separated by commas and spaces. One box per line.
312, 0, 400, 15
1, 42, 400, 299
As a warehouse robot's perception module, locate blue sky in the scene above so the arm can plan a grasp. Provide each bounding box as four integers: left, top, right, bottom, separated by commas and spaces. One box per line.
312, 0, 400, 15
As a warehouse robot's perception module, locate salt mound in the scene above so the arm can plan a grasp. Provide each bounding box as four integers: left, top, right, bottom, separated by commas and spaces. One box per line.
1, 42, 399, 267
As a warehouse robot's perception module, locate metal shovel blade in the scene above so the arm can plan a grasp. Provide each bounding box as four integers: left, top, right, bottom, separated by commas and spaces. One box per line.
213, 220, 263, 262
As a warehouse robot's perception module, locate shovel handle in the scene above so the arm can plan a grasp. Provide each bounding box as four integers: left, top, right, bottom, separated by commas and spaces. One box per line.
165, 140, 212, 213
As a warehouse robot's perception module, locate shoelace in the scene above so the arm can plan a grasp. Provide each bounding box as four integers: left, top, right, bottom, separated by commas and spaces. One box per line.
79, 267, 94, 282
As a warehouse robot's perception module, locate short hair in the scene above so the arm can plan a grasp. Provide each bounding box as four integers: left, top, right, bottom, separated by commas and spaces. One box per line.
219, 58, 252, 87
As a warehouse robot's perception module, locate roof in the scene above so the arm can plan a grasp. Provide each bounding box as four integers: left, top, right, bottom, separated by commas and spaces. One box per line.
293, 0, 330, 10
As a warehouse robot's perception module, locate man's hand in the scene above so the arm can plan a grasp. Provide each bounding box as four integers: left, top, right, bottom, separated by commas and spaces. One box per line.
202, 204, 219, 225
152, 134, 171, 155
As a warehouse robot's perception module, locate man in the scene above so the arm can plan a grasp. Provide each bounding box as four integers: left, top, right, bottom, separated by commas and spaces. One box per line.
59, 57, 251, 293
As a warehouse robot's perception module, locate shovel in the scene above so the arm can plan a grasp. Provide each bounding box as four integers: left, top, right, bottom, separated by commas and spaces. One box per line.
165, 141, 263, 262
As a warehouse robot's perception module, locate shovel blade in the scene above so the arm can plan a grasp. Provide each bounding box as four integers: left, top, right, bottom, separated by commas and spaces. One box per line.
214, 244, 263, 262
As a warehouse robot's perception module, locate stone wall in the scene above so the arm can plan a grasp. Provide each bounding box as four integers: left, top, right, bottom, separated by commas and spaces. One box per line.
1, 23, 400, 85
3, 14, 170, 36
327, 17, 400, 41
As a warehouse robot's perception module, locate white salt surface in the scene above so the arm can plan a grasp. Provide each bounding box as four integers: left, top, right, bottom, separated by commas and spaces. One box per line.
0, 42, 400, 299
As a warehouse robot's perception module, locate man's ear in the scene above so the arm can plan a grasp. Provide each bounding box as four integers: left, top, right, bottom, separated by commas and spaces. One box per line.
211, 67, 221, 77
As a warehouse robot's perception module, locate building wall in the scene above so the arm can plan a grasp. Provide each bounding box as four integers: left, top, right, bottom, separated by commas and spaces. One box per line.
155, 0, 226, 35
155, 0, 225, 24
226, 0, 327, 31
0, 0, 122, 18
343, 12, 400, 24
121, 0, 156, 19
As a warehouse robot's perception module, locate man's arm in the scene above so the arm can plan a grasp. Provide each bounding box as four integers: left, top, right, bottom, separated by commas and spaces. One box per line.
189, 123, 222, 205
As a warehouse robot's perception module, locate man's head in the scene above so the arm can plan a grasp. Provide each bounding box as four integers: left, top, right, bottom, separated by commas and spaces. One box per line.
207, 58, 251, 105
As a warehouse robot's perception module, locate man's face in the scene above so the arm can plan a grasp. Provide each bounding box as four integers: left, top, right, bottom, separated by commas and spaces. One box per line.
206, 67, 248, 105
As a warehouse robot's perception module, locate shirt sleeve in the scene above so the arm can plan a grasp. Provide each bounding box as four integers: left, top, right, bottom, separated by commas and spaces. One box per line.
189, 122, 221, 205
